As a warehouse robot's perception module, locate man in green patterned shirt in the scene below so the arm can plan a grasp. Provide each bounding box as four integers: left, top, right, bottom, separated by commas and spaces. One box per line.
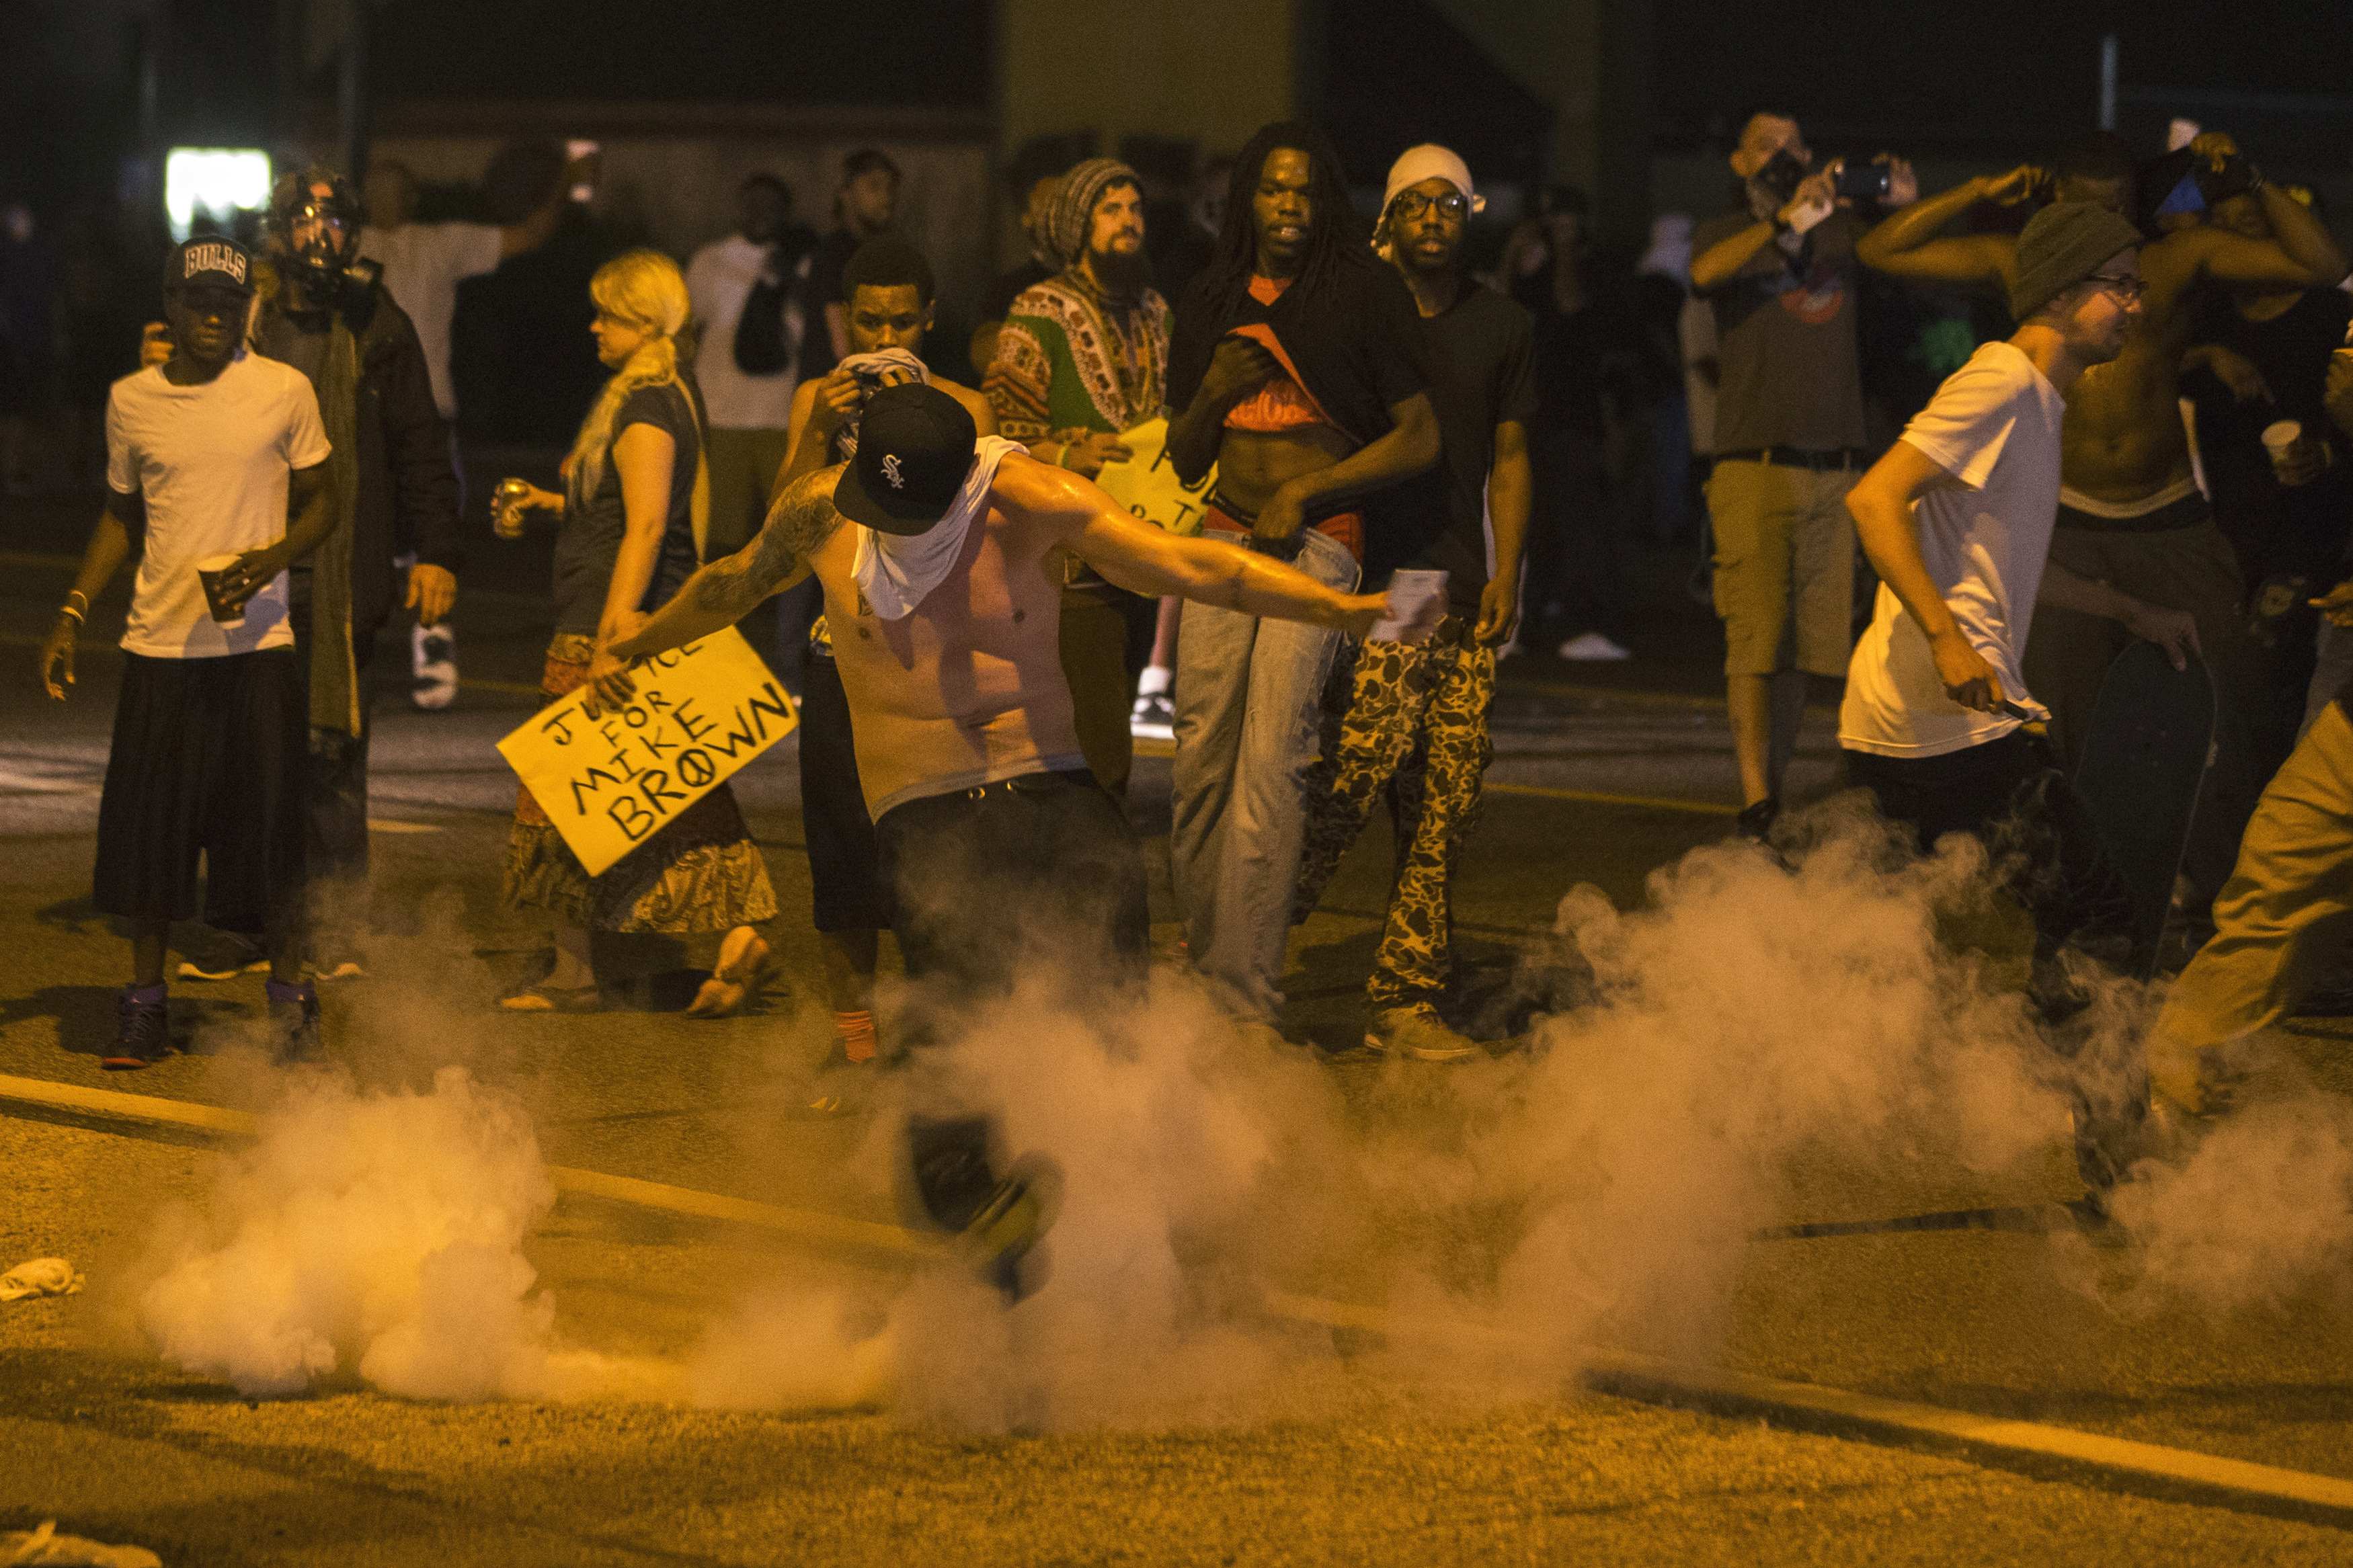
986, 157, 1172, 796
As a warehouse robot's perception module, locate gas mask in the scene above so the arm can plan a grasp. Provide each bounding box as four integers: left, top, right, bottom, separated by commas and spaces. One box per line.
270, 169, 363, 298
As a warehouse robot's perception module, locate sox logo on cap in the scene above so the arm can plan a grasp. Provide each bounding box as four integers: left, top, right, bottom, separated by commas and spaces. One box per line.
881, 454, 906, 490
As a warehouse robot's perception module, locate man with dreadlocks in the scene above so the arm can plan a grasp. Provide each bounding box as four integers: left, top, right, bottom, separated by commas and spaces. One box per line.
147, 169, 462, 988
1162, 122, 1441, 1026
985, 156, 1172, 797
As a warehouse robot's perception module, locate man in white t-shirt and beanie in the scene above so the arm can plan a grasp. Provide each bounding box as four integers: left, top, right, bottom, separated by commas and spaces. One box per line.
37, 238, 340, 1069
1840, 202, 2183, 1189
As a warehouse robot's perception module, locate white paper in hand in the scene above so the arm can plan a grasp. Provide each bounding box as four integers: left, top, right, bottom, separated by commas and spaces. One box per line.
1371, 569, 1447, 644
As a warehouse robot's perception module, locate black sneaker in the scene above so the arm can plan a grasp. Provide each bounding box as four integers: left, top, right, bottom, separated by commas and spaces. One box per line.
1734, 796, 1780, 841
104, 986, 171, 1070
268, 979, 322, 1063
957, 1160, 1063, 1304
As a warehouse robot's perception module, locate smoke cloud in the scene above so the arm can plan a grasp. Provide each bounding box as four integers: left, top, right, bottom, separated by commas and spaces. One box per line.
125, 803, 2353, 1419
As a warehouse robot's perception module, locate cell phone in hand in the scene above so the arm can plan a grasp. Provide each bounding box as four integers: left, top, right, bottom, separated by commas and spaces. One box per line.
1834, 162, 1892, 202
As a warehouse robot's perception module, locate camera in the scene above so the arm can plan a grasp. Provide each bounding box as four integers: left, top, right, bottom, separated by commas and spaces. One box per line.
1753, 149, 1808, 206
1834, 162, 1892, 202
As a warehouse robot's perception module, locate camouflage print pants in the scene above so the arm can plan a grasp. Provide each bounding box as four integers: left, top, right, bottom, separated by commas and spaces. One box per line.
1293, 617, 1497, 1007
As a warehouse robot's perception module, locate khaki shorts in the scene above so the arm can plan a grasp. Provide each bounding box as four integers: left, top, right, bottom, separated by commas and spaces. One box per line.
1706, 457, 1859, 677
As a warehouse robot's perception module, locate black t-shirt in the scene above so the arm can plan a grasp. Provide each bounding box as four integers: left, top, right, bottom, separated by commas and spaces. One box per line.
551, 380, 704, 634
1167, 259, 1426, 454
2190, 287, 2353, 584
797, 228, 865, 382
1369, 283, 1538, 610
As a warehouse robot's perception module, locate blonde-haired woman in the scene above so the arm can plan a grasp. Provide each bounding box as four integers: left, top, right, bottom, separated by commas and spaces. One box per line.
500, 249, 776, 1014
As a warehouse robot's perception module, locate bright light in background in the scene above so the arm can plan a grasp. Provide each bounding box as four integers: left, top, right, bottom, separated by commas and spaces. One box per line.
165, 149, 272, 241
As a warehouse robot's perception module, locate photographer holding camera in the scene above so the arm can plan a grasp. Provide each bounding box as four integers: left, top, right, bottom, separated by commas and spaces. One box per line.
1689, 110, 1915, 837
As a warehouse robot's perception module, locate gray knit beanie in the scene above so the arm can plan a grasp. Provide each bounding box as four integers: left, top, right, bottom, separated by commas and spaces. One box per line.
2009, 201, 2145, 321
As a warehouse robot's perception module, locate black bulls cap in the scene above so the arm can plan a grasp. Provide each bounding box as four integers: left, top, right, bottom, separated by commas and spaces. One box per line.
832, 382, 979, 535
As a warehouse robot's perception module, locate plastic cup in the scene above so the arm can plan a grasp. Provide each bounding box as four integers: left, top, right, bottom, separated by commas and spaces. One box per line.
194, 553, 247, 625
2262, 419, 2305, 478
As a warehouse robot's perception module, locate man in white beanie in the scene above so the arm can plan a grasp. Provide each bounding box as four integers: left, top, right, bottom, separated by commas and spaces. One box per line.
1293, 144, 1536, 1061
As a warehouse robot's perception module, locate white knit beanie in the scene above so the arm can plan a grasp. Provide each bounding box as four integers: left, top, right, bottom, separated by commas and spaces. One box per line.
1383, 144, 1485, 216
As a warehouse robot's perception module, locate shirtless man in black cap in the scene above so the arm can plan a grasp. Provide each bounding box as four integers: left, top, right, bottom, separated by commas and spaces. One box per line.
604, 382, 1426, 1290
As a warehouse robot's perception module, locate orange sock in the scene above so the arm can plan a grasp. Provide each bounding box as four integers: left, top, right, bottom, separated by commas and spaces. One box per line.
835, 1009, 877, 1064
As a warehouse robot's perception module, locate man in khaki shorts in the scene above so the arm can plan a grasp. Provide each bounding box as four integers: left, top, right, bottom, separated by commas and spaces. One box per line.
1690, 110, 1916, 836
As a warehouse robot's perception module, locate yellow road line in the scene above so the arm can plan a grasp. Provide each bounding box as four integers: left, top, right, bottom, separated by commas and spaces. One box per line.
0, 1071, 933, 1265
1485, 782, 1739, 816
7, 1067, 2352, 1524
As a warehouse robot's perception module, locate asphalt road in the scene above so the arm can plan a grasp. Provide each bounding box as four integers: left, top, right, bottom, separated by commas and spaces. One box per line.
4, 484, 2352, 1566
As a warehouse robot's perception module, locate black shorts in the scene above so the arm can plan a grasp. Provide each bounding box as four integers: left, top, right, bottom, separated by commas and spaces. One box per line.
873, 767, 1150, 1009
797, 651, 890, 932
94, 649, 307, 933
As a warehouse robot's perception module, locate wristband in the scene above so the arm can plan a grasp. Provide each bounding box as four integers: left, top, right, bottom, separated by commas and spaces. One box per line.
65, 590, 89, 612
56, 604, 83, 625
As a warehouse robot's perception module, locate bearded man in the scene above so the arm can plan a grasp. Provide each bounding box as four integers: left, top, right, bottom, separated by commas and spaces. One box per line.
984, 157, 1172, 796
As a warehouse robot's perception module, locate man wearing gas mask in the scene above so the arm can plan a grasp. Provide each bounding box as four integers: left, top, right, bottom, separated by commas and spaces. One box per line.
241, 168, 463, 973
1689, 110, 1914, 841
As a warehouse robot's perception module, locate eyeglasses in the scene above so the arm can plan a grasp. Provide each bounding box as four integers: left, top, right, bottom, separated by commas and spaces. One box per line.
1390, 191, 1470, 221
2086, 272, 2146, 302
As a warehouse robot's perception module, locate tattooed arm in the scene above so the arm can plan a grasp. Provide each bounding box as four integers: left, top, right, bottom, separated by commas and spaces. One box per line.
607, 465, 846, 661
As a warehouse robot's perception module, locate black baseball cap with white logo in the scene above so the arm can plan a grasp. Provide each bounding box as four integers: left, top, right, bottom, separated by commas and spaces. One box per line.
165, 237, 255, 296
832, 382, 979, 536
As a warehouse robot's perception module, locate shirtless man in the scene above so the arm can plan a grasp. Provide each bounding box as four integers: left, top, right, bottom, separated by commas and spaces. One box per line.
602, 383, 1421, 1285
1859, 131, 2348, 930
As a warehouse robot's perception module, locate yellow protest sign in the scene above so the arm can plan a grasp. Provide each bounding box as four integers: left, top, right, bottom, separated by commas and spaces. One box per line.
1092, 416, 1215, 536
496, 627, 795, 878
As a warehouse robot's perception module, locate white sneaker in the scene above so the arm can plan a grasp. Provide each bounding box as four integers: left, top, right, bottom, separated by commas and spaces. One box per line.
1556, 632, 1632, 661
411, 623, 458, 710
1367, 1004, 1482, 1063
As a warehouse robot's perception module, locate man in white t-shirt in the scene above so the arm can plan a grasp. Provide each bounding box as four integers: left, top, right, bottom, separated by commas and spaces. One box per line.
1840, 203, 2193, 941
36, 238, 340, 1069
1841, 203, 2191, 1190
358, 153, 585, 706
686, 173, 806, 562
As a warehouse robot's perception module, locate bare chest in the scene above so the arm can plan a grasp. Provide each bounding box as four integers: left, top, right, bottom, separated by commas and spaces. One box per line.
813, 511, 1065, 703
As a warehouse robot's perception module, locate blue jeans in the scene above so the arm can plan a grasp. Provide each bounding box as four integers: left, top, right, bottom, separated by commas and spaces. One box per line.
1169, 528, 1359, 1018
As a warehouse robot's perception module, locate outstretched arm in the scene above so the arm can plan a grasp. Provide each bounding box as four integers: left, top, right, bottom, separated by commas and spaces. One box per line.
1856, 169, 2030, 290
610, 465, 844, 661
1002, 456, 1405, 638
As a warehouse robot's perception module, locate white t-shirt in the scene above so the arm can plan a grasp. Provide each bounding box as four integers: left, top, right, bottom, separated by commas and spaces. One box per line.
357, 220, 504, 419
1839, 341, 2065, 759
684, 233, 800, 430
105, 352, 332, 659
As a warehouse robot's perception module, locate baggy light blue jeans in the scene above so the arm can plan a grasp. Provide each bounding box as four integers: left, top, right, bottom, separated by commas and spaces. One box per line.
1169, 528, 1359, 1018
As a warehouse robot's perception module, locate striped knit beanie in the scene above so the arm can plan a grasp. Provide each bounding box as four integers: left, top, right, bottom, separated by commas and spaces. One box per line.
1047, 157, 1142, 272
